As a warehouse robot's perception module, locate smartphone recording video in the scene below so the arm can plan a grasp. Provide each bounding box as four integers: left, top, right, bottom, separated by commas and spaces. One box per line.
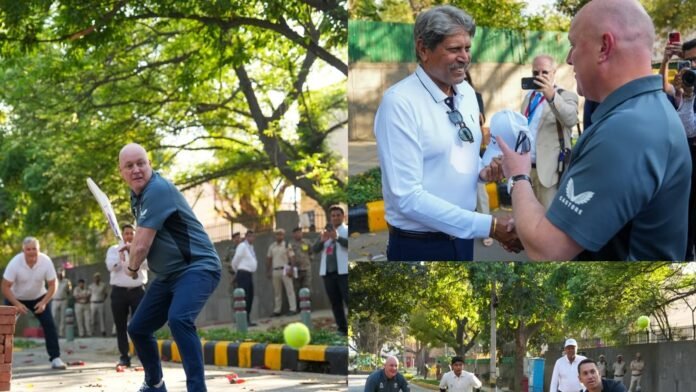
521, 77, 537, 90
669, 31, 681, 45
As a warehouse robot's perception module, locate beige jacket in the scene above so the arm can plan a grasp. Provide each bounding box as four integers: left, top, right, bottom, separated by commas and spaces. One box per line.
521, 88, 579, 188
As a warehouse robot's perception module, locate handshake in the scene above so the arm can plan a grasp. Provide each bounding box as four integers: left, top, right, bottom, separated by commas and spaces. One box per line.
490, 215, 523, 253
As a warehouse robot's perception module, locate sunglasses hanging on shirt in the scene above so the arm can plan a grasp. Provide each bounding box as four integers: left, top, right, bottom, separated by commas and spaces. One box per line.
444, 96, 474, 143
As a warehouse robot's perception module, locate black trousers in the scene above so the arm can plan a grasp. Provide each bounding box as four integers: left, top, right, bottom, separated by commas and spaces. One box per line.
235, 270, 254, 320
322, 272, 348, 334
110, 285, 145, 361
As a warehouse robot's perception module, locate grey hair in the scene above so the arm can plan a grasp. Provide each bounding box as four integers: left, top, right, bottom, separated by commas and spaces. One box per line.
414, 5, 476, 62
23, 236, 39, 248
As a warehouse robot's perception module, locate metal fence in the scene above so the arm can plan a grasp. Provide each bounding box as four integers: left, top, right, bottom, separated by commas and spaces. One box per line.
204, 222, 232, 242
549, 326, 696, 351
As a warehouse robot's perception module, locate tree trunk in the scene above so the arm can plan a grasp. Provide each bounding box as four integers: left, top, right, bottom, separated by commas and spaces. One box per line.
514, 323, 528, 392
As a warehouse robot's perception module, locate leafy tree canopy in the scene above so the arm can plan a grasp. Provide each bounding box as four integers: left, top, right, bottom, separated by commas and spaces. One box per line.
0, 0, 347, 264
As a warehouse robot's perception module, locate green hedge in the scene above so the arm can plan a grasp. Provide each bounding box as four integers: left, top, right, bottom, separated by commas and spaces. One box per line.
347, 167, 382, 206
153, 326, 347, 346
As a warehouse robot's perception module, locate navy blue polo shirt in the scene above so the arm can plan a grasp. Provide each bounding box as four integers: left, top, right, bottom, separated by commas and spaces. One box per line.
130, 172, 221, 279
364, 369, 410, 392
548, 75, 691, 261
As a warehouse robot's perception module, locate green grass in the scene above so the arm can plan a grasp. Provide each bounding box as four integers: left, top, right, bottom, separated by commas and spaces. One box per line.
13, 339, 42, 349
154, 327, 347, 346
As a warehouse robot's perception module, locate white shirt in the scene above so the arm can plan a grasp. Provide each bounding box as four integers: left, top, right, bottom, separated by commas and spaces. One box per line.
677, 95, 696, 138
374, 65, 492, 239
105, 244, 148, 287
550, 354, 587, 392
318, 223, 349, 276
3, 252, 57, 300
439, 370, 482, 392
231, 240, 257, 273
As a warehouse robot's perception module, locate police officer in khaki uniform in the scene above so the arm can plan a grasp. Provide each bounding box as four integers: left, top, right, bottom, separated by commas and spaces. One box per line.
73, 279, 92, 337
52, 268, 72, 337
89, 272, 109, 336
288, 227, 312, 308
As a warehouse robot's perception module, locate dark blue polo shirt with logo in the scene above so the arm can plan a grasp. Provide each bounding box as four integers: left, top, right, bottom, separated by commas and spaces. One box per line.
130, 172, 221, 279
364, 369, 409, 392
547, 75, 691, 261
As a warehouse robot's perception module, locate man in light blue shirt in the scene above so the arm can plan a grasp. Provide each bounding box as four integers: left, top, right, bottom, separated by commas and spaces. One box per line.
374, 5, 519, 261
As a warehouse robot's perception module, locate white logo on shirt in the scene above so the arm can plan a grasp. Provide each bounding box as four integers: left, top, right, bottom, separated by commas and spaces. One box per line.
140, 208, 148, 219
558, 178, 594, 215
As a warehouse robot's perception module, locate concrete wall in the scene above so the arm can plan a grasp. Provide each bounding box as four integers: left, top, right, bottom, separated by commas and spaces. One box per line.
6, 231, 333, 336
348, 61, 583, 141
543, 341, 696, 392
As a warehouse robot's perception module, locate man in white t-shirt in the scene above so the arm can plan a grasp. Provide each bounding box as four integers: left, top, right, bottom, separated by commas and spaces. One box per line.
550, 338, 587, 392
439, 356, 482, 392
231, 230, 258, 326
1, 237, 67, 370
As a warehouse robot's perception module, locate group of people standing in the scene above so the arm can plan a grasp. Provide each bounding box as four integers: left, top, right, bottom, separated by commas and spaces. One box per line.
551, 338, 646, 392
227, 205, 349, 335
375, 0, 691, 261
2, 142, 349, 391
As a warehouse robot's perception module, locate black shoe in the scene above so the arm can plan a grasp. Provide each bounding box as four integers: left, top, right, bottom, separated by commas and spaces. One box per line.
272, 312, 282, 317
118, 359, 131, 367
248, 322, 258, 327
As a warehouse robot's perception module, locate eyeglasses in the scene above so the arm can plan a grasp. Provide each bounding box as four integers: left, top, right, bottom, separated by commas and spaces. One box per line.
532, 70, 550, 77
515, 131, 531, 153
447, 109, 474, 143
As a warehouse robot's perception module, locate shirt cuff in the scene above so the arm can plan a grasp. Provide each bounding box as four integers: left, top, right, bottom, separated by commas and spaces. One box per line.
472, 213, 494, 239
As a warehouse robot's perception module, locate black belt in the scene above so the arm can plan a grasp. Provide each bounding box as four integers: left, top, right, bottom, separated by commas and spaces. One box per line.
632, 373, 642, 376
389, 225, 454, 241
273, 267, 285, 270
112, 285, 143, 291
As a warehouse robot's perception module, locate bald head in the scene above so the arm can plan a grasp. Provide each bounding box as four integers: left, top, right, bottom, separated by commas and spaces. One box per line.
575, 0, 654, 51
384, 356, 399, 379
567, 0, 654, 102
118, 143, 153, 194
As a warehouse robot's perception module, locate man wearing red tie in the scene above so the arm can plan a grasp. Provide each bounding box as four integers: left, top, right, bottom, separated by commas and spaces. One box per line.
522, 54, 579, 209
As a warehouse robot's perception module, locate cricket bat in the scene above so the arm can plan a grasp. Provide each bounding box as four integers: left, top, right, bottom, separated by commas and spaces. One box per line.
86, 177, 135, 278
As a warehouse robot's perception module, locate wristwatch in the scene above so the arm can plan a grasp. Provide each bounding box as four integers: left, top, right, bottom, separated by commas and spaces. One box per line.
507, 174, 532, 195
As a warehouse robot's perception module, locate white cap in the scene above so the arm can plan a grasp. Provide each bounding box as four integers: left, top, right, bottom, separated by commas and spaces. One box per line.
482, 110, 533, 165
564, 338, 578, 347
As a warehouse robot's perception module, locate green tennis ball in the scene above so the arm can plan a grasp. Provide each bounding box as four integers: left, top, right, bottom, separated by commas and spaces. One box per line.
636, 315, 649, 330
284, 322, 311, 349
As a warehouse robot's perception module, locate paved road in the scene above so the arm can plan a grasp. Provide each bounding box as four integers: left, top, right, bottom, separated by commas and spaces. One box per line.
12, 337, 347, 392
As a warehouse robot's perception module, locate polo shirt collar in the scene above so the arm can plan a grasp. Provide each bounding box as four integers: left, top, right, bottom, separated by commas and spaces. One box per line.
130, 171, 160, 199
590, 75, 662, 124
415, 65, 462, 104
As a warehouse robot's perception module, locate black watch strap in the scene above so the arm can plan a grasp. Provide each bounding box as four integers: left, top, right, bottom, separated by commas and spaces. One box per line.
510, 174, 532, 194
127, 266, 139, 272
